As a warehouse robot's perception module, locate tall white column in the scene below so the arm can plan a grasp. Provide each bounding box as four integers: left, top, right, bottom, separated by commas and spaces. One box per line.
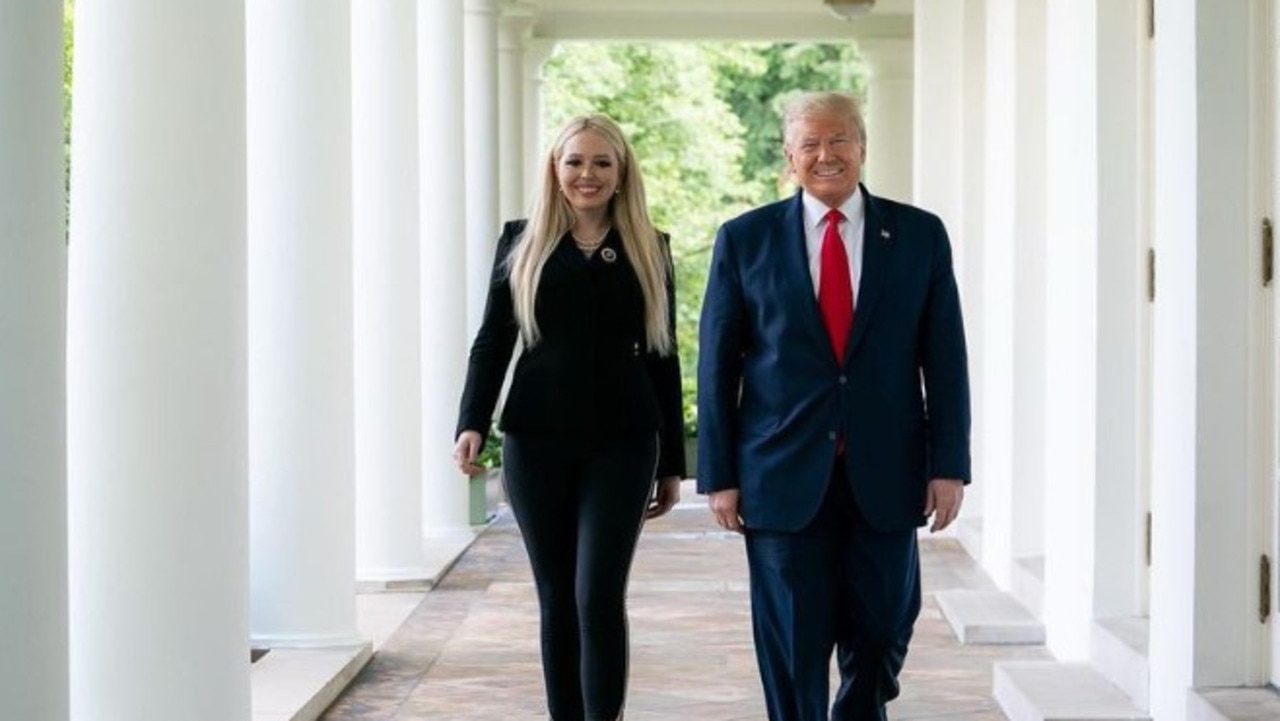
911, 1, 962, 229
353, 0, 428, 586
861, 39, 913, 203
911, 0, 975, 539
1149, 2, 1268, 717
499, 7, 535, 220
523, 40, 556, 203
465, 0, 501, 340
247, 0, 359, 647
420, 0, 472, 536
958, 0, 987, 537
1040, 0, 1099, 661
1089, 0, 1147, 624
1010, 0, 1048, 580
0, 3, 67, 719
980, 0, 1016, 589
67, 1, 250, 718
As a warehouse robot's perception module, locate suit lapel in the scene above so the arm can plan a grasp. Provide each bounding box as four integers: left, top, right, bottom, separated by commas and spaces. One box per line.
846, 186, 890, 361
776, 193, 835, 358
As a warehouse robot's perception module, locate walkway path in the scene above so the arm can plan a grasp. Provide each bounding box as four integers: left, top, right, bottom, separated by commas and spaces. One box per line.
321, 483, 1047, 720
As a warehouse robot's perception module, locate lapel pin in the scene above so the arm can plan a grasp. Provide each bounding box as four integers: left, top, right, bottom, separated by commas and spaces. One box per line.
601, 247, 617, 263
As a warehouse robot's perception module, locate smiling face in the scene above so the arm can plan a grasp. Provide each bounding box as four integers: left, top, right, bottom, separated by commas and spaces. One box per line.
555, 128, 621, 218
784, 109, 865, 208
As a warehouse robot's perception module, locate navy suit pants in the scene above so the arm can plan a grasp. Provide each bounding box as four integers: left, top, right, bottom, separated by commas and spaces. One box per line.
744, 461, 921, 721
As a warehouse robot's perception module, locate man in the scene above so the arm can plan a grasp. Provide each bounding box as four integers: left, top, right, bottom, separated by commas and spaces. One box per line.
696, 91, 970, 721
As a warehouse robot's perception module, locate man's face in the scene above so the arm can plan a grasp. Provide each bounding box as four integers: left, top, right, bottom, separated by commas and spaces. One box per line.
785, 111, 864, 208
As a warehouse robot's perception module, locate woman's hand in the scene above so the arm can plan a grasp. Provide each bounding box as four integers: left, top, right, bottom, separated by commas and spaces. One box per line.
645, 476, 682, 520
452, 430, 487, 476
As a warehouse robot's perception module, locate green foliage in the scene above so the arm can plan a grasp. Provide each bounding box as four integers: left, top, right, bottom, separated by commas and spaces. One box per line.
543, 41, 868, 403
545, 43, 756, 382
706, 42, 868, 201
476, 425, 504, 470
682, 384, 697, 438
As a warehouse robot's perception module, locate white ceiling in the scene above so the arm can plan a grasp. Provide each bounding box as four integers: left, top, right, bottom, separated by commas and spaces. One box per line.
502, 0, 915, 42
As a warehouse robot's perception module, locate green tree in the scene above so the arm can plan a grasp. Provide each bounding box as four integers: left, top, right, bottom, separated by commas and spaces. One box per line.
706, 42, 867, 203
542, 42, 869, 419
545, 43, 753, 382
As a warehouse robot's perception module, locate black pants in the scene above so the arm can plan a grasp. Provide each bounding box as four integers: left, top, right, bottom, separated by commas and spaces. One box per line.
744, 462, 921, 721
502, 432, 658, 721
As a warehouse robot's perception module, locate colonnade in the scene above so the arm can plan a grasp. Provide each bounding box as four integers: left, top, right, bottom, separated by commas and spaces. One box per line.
5, 2, 1276, 720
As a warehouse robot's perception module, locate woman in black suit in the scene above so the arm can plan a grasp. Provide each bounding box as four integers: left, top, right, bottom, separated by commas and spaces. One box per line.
453, 113, 686, 721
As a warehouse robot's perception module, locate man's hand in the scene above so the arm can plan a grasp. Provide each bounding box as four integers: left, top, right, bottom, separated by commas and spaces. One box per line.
708, 488, 744, 533
924, 478, 964, 533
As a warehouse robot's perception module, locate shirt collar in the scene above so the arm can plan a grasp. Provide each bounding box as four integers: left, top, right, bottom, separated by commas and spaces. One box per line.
801, 186, 864, 232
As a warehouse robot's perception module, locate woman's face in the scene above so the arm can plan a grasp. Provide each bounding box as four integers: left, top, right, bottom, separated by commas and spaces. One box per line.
556, 129, 621, 216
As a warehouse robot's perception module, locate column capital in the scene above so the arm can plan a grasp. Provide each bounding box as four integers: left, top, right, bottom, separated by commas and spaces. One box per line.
466, 0, 499, 16
524, 38, 557, 79
499, 2, 537, 51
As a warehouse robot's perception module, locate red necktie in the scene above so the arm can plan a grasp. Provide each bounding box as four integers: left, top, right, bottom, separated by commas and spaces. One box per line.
818, 208, 853, 362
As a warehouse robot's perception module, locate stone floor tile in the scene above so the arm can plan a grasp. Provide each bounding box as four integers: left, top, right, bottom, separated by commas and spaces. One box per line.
320, 489, 1049, 721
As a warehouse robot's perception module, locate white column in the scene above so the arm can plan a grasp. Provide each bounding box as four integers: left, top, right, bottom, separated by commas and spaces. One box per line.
465, 0, 501, 340
861, 39, 913, 203
67, 1, 250, 718
0, 3, 67, 719
911, 0, 962, 230
353, 0, 428, 585
247, 0, 359, 647
420, 0, 472, 536
1010, 0, 1048, 584
1040, 0, 1099, 661
1089, 0, 1147, 623
911, 0, 974, 539
980, 0, 1016, 589
1150, 1, 1266, 717
499, 7, 535, 220
959, 0, 987, 540
523, 40, 556, 201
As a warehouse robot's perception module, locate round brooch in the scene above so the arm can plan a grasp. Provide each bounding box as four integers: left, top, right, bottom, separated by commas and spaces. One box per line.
600, 248, 617, 263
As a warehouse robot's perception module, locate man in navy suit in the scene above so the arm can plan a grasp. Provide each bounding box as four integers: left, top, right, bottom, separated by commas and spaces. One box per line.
696, 91, 970, 721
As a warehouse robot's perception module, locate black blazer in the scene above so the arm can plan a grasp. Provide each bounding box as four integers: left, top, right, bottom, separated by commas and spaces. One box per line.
457, 220, 687, 479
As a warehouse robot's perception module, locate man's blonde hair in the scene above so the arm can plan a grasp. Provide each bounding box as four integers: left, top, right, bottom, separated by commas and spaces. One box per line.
782, 91, 868, 148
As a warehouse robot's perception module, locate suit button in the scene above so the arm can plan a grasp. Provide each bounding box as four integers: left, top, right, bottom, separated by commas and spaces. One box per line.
828, 431, 837, 441
838, 375, 847, 385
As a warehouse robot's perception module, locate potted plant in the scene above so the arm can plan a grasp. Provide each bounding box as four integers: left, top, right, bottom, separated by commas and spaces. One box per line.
682, 386, 697, 475
469, 425, 503, 526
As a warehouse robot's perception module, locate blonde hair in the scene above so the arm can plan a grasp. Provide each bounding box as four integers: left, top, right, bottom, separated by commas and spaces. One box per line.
782, 91, 868, 148
506, 114, 674, 355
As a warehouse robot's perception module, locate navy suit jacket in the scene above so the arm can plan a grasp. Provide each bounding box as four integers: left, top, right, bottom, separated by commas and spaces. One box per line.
696, 186, 970, 532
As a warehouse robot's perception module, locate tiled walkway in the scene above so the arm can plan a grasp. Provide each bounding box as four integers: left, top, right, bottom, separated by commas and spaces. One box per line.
321, 484, 1048, 720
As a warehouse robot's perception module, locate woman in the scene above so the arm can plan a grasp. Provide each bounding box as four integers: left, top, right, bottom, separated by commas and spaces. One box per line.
453, 113, 686, 721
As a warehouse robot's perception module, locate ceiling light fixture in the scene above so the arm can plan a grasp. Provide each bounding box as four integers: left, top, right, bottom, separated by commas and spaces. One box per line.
824, 0, 876, 21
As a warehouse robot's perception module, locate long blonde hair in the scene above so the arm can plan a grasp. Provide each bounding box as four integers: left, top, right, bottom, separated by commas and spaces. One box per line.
506, 114, 674, 355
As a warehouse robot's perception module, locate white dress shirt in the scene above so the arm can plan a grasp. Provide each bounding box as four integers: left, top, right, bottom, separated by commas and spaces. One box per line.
801, 188, 864, 309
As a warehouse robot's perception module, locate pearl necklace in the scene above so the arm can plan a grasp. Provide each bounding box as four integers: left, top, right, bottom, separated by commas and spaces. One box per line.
571, 227, 610, 255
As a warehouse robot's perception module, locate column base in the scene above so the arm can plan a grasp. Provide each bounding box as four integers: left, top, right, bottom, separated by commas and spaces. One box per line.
251, 642, 372, 721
